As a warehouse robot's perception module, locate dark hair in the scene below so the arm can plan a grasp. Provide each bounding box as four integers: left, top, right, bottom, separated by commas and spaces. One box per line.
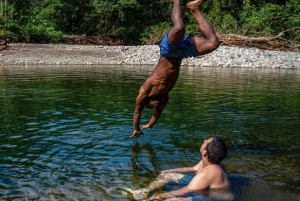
206, 136, 227, 164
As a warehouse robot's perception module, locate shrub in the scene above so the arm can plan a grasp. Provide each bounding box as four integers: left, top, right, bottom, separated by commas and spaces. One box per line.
140, 22, 172, 45
0, 29, 17, 42
21, 19, 63, 43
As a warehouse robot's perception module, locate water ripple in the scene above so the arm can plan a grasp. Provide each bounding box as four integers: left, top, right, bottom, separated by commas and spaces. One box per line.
0, 66, 300, 200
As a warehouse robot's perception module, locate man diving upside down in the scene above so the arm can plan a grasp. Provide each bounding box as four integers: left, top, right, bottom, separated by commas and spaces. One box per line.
131, 0, 219, 138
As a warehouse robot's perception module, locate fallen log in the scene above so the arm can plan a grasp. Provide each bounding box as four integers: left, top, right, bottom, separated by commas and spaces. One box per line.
219, 27, 299, 42
217, 27, 300, 51
63, 35, 124, 46
62, 28, 299, 52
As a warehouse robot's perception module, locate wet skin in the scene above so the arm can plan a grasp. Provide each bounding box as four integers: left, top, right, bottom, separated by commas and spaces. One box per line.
131, 0, 219, 138
131, 57, 181, 138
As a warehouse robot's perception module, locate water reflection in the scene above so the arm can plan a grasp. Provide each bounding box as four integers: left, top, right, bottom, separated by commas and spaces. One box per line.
0, 65, 300, 200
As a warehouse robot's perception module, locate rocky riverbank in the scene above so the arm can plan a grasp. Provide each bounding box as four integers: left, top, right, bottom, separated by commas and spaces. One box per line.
0, 43, 299, 68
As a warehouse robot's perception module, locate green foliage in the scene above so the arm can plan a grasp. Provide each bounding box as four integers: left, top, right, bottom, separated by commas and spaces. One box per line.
282, 0, 300, 41
191, 0, 239, 35
198, 0, 299, 41
0, 0, 298, 44
141, 22, 172, 45
22, 19, 63, 43
0, 0, 63, 42
202, 0, 223, 30
0, 4, 21, 41
241, 3, 284, 36
0, 29, 17, 41
219, 14, 239, 34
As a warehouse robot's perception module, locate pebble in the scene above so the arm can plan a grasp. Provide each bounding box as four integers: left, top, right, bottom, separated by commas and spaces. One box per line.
0, 43, 299, 68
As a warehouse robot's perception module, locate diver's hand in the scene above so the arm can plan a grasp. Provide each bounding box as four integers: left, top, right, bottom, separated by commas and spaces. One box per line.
141, 124, 153, 129
130, 130, 144, 138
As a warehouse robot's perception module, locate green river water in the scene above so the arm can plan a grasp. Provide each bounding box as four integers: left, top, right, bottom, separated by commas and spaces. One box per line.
0, 65, 300, 200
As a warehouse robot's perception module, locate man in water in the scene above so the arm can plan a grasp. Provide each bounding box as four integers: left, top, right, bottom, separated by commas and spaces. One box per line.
129, 136, 233, 200
131, 0, 219, 138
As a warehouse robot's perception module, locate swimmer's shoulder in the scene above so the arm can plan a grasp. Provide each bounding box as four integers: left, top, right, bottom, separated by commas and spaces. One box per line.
218, 161, 227, 174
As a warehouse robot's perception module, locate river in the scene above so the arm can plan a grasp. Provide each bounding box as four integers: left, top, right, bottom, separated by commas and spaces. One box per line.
0, 65, 300, 200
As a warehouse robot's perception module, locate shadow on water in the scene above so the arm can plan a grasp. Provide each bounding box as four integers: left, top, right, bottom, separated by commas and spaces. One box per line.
229, 174, 300, 201
0, 65, 300, 200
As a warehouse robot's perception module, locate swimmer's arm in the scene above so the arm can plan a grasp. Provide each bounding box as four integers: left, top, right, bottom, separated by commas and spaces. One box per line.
160, 167, 196, 174
131, 86, 148, 138
153, 186, 192, 200
142, 94, 169, 129
160, 161, 202, 174
151, 173, 210, 200
149, 165, 208, 200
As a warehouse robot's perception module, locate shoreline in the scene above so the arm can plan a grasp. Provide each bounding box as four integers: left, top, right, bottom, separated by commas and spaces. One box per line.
0, 43, 299, 68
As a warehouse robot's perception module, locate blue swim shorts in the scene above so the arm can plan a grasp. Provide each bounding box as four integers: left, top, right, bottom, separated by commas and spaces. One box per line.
159, 32, 200, 60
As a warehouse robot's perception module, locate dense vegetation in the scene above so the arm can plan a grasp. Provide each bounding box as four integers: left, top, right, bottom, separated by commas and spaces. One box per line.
0, 0, 299, 44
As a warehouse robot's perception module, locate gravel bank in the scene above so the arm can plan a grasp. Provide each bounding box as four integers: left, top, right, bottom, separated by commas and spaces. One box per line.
0, 43, 299, 68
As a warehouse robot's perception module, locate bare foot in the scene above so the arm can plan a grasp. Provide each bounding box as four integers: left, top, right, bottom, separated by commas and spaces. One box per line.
187, 0, 206, 11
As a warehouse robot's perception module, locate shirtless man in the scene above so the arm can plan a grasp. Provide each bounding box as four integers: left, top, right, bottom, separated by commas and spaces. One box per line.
130, 136, 232, 200
131, 0, 219, 138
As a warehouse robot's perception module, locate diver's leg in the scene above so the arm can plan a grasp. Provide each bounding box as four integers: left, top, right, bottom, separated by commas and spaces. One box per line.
187, 0, 219, 55
168, 0, 185, 45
